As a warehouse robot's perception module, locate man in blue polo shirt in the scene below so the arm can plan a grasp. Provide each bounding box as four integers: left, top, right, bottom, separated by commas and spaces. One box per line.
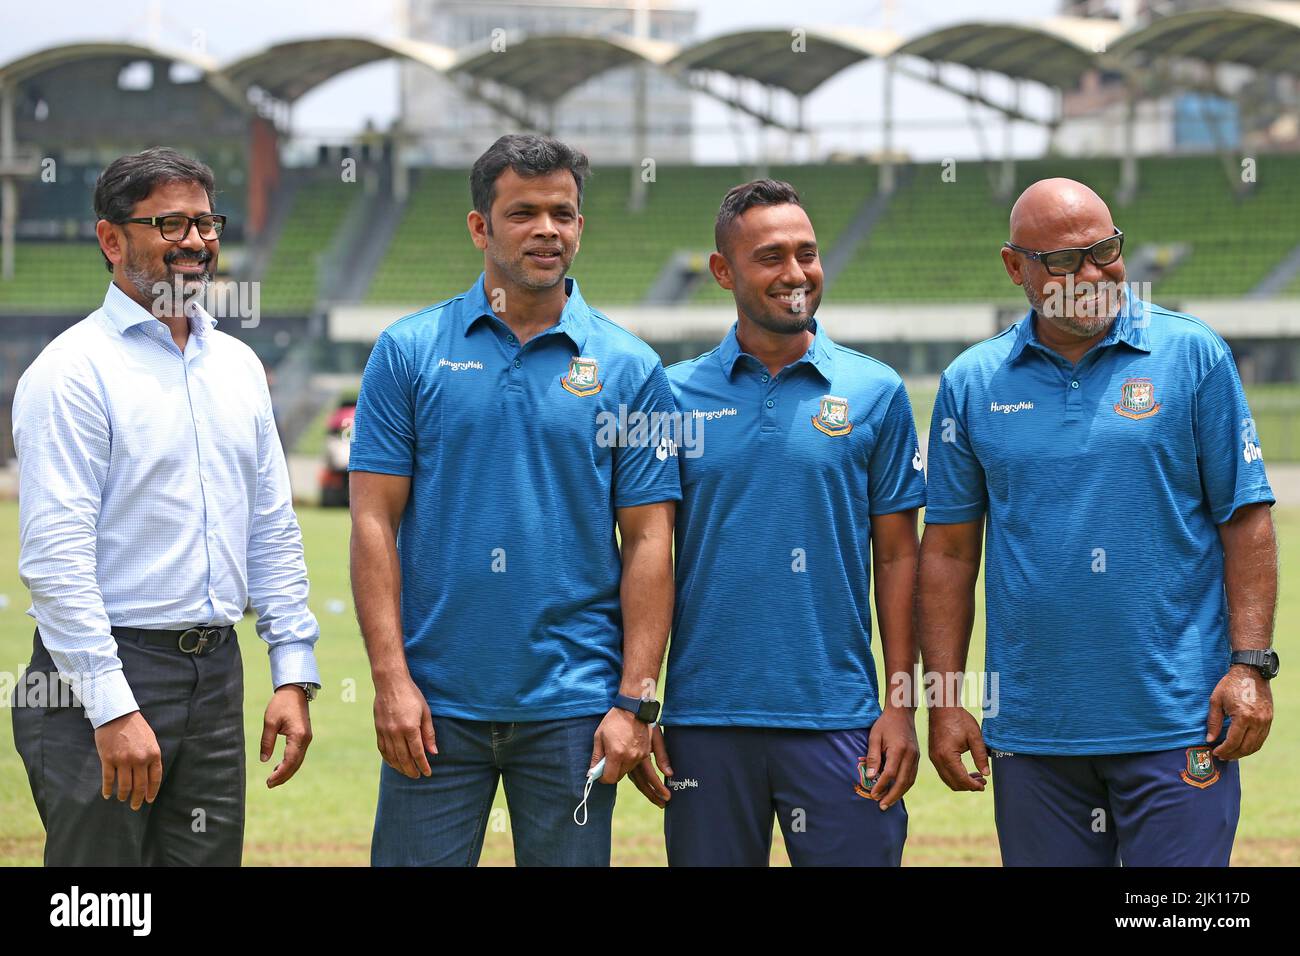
348, 134, 679, 866
919, 178, 1277, 866
628, 180, 925, 866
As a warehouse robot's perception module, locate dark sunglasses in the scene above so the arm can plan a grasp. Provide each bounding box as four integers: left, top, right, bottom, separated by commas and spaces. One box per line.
1003, 230, 1124, 277
122, 213, 226, 241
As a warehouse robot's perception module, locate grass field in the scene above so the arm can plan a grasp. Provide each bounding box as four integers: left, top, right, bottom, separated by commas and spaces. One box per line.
1, 500, 1296, 866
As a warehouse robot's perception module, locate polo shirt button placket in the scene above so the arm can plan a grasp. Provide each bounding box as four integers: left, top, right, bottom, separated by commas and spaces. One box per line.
760, 369, 778, 433
1065, 374, 1083, 422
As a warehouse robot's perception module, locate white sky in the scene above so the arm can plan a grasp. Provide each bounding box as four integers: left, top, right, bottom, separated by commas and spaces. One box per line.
0, 0, 1065, 162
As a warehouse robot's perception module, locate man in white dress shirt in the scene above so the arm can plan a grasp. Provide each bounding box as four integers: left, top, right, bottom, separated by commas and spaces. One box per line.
9, 147, 321, 866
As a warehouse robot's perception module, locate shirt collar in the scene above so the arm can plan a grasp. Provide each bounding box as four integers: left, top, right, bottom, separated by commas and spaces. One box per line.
1006, 291, 1151, 364
462, 271, 590, 352
101, 280, 218, 338
717, 318, 834, 383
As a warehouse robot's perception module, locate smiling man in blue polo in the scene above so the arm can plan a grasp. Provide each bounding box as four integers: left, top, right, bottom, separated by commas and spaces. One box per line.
347, 134, 679, 866
919, 177, 1278, 866
629, 180, 926, 866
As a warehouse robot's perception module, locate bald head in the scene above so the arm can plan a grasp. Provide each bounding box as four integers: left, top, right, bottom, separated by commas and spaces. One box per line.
1009, 178, 1115, 250
1001, 176, 1127, 341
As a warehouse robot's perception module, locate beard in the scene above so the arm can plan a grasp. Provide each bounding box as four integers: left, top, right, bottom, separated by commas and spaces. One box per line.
123, 242, 213, 315
736, 283, 822, 336
1024, 278, 1121, 339
486, 234, 576, 292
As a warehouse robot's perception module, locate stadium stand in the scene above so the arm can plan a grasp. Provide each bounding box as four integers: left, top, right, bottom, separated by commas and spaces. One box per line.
0, 243, 107, 312
4, 155, 1299, 319
364, 163, 880, 307
257, 175, 357, 314
835, 154, 1300, 302
359, 155, 1300, 308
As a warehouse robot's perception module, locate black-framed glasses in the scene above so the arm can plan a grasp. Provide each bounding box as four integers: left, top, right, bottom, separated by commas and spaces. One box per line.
1003, 230, 1124, 276
122, 214, 226, 241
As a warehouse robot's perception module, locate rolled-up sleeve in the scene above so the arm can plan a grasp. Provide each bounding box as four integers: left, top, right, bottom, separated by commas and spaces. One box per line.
14, 352, 137, 727
245, 365, 321, 690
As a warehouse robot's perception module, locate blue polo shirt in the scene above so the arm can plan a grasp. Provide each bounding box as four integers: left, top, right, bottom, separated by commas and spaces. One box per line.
925, 297, 1274, 755
663, 321, 927, 729
349, 273, 681, 721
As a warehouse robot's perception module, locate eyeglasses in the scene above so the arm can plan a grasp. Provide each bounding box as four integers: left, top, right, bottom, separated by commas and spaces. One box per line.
1003, 230, 1123, 276
121, 214, 226, 241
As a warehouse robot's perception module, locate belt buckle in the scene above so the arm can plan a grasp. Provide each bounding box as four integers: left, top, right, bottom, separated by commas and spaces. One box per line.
178, 627, 217, 655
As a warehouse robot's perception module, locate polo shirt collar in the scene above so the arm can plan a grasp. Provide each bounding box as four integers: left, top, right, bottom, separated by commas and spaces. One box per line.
102, 280, 218, 338
717, 318, 834, 383
462, 271, 590, 352
1007, 291, 1151, 364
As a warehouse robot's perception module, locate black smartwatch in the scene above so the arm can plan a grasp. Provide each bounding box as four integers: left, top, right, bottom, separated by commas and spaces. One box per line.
1230, 649, 1279, 680
613, 693, 661, 724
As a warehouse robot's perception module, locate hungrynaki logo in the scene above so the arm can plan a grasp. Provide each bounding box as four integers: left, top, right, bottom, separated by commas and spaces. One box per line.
990, 400, 1034, 414
690, 407, 737, 421
438, 357, 483, 371
50, 886, 151, 936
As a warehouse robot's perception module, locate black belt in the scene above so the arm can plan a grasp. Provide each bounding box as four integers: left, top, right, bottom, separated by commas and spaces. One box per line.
112, 625, 235, 656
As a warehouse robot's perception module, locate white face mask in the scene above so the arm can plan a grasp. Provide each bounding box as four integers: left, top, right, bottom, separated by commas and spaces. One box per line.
573, 757, 606, 826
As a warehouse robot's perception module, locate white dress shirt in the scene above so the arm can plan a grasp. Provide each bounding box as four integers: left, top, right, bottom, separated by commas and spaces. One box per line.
12, 281, 321, 727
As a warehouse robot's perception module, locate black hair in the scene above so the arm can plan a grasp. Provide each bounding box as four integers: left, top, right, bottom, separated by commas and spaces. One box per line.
92, 147, 216, 272
715, 179, 803, 254
469, 133, 590, 227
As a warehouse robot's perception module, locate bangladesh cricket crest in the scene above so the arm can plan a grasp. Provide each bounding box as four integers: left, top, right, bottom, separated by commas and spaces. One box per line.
1114, 377, 1160, 420
812, 394, 853, 437
1180, 746, 1220, 789
561, 356, 602, 397
854, 756, 875, 799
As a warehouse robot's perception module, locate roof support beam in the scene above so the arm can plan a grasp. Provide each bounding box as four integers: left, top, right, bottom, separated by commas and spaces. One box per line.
893, 59, 1049, 126
671, 69, 801, 132
456, 75, 544, 133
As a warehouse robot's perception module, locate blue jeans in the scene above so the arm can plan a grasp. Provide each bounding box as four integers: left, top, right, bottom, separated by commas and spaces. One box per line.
371, 713, 615, 866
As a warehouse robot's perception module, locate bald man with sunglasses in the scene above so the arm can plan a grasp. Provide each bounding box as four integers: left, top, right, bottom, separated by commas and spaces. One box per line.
918, 178, 1277, 866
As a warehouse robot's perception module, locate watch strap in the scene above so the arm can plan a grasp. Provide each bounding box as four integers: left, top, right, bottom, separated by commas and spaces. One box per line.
613, 693, 660, 723
1230, 649, 1278, 679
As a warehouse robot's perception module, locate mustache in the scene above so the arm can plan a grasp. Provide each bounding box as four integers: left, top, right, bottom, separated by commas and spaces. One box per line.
164, 250, 213, 266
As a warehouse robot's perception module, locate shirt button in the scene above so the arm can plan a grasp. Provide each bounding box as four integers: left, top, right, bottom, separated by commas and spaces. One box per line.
507, 335, 517, 345
765, 399, 775, 408
1071, 380, 1080, 389
513, 359, 522, 369
761, 373, 770, 383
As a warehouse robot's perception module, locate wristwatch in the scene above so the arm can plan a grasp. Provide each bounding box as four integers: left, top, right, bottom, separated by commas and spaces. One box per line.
1230, 649, 1279, 680
613, 693, 661, 724
293, 682, 320, 702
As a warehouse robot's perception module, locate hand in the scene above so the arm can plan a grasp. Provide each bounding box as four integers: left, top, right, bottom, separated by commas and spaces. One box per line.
927, 706, 990, 792
94, 710, 162, 811
373, 672, 436, 778
1207, 665, 1273, 760
629, 725, 673, 808
864, 707, 919, 811
590, 707, 649, 784
262, 685, 313, 787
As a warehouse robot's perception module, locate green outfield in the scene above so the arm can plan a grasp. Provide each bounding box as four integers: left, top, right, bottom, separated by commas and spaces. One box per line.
0, 500, 1296, 866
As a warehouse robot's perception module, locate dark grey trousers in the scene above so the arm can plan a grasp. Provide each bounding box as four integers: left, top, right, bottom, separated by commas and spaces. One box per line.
10, 628, 245, 866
